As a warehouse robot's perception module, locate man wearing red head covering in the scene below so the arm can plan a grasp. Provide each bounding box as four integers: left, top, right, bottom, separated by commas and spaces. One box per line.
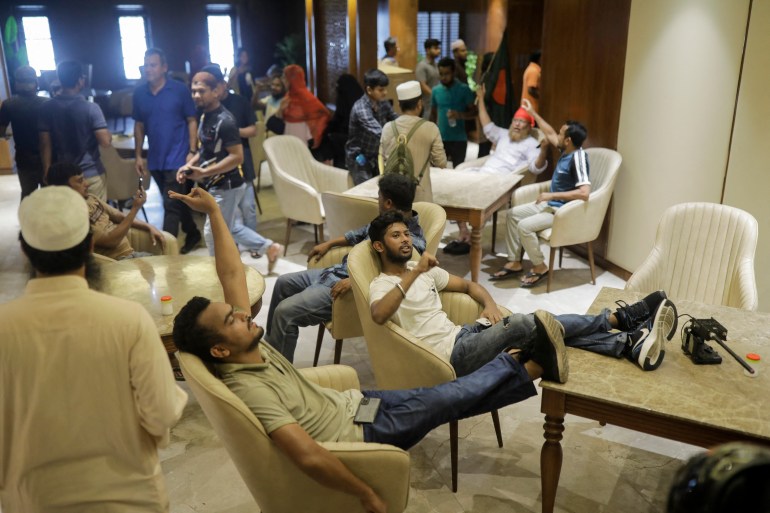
446, 85, 549, 253
278, 65, 331, 150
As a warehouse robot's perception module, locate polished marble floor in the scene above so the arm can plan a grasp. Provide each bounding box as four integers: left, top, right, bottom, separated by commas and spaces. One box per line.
0, 160, 700, 512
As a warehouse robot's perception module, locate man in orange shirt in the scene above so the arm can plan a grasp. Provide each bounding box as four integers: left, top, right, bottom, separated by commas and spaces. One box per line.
521, 50, 541, 113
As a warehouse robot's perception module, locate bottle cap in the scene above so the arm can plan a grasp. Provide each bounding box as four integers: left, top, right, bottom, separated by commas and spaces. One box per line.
746, 353, 761, 361
161, 295, 173, 302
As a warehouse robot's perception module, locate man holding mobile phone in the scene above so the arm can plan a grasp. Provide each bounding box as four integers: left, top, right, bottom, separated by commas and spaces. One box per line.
177, 66, 281, 268
170, 187, 568, 513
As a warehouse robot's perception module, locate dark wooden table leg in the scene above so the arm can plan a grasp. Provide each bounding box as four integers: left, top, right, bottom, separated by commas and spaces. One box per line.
470, 224, 482, 282
541, 389, 566, 513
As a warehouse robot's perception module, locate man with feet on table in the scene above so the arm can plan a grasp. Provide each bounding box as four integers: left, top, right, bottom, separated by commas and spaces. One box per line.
170, 186, 568, 513
369, 210, 679, 374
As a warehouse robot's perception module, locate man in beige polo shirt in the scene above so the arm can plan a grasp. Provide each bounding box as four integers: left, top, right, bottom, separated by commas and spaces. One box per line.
0, 186, 187, 512
380, 80, 447, 202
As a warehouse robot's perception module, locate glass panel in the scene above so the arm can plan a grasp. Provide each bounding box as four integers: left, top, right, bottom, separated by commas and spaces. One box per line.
21, 17, 56, 71
119, 16, 148, 79
207, 14, 234, 73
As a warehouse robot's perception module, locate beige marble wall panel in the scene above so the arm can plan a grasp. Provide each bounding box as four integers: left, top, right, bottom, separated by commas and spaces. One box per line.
610, 0, 749, 270
722, 1, 770, 312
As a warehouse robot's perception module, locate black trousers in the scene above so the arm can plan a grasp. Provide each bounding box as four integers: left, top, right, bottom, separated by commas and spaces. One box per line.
150, 170, 200, 237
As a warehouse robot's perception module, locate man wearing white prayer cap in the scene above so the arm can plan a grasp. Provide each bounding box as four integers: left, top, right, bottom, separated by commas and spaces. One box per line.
0, 186, 187, 512
379, 80, 447, 202
451, 39, 469, 84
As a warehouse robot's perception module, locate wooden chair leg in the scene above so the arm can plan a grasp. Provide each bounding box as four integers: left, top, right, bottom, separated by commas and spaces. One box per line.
313, 225, 318, 244
318, 223, 324, 243
313, 325, 325, 367
256, 162, 262, 192
333, 339, 343, 365
252, 182, 263, 215
284, 219, 292, 256
491, 409, 503, 448
491, 211, 498, 254
450, 420, 458, 492
547, 247, 556, 293
587, 240, 596, 285
559, 247, 564, 268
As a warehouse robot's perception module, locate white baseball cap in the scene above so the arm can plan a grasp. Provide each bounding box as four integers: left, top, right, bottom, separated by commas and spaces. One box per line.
396, 80, 422, 101
19, 186, 90, 251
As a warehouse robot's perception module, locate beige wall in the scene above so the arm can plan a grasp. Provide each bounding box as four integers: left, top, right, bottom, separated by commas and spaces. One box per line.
610, 1, 753, 297
723, 0, 770, 310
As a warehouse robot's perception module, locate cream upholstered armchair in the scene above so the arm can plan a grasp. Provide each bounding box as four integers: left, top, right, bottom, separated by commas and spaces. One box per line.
177, 351, 411, 513
511, 147, 622, 292
347, 241, 507, 492
309, 195, 447, 366
100, 144, 151, 221
625, 202, 758, 311
264, 135, 351, 253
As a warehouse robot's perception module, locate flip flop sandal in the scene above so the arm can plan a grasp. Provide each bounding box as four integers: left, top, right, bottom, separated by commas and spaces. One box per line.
249, 250, 262, 259
173, 367, 185, 381
489, 267, 523, 281
521, 270, 549, 288
443, 240, 461, 253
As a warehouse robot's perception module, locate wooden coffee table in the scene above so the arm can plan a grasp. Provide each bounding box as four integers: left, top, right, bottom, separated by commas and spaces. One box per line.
539, 287, 770, 512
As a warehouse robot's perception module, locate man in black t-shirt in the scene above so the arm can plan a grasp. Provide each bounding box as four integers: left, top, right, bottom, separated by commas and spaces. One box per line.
212, 65, 278, 260
0, 66, 48, 199
177, 67, 280, 265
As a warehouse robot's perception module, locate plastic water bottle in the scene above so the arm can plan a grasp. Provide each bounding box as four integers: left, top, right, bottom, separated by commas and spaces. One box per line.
448, 110, 457, 128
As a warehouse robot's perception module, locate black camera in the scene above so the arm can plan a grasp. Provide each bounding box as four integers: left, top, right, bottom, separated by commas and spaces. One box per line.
682, 318, 725, 364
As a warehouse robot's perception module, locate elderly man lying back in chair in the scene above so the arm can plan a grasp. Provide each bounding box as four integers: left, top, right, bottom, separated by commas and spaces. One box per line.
368, 210, 679, 375
170, 187, 568, 513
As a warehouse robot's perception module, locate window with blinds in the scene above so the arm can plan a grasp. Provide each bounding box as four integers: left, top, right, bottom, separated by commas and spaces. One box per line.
416, 11, 460, 59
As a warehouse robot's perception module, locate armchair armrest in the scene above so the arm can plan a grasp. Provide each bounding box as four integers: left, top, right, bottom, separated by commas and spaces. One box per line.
308, 246, 352, 270
320, 442, 411, 513
299, 364, 361, 391
513, 180, 551, 206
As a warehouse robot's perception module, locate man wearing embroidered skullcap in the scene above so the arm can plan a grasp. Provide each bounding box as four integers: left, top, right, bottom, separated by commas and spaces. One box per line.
380, 80, 446, 202
0, 186, 187, 512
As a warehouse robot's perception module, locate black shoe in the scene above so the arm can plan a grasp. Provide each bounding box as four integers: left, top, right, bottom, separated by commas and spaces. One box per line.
615, 291, 672, 332
443, 240, 470, 255
626, 299, 678, 370
180, 231, 202, 254
530, 310, 568, 383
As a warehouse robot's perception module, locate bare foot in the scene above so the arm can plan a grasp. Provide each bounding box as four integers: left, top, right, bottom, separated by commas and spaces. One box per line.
267, 243, 283, 273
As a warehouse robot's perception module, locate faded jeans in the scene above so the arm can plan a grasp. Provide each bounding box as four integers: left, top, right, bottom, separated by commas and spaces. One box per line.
362, 352, 537, 450
204, 182, 272, 256
450, 309, 627, 377
265, 269, 339, 362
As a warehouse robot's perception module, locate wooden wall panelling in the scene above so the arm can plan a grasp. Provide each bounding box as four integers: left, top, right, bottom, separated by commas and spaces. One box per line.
540, 0, 631, 262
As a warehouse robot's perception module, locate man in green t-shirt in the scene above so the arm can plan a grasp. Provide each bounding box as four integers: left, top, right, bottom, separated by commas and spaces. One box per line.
430, 57, 476, 167
170, 188, 567, 513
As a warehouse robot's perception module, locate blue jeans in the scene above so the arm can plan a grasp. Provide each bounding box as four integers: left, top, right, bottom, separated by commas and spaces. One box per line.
204, 183, 272, 256
362, 353, 537, 450
265, 269, 339, 362
449, 309, 626, 377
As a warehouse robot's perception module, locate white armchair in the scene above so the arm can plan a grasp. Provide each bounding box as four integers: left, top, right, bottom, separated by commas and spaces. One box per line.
625, 202, 758, 310
511, 147, 622, 292
100, 144, 150, 221
264, 136, 351, 253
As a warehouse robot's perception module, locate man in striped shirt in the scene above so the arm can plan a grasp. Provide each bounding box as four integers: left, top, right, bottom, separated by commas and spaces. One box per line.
493, 100, 590, 287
